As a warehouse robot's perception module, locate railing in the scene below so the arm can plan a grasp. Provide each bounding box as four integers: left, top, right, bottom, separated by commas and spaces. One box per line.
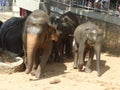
49, 0, 120, 17
49, 0, 71, 14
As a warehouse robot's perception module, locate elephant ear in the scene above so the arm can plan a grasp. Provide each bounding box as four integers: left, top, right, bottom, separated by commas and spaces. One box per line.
49, 25, 58, 41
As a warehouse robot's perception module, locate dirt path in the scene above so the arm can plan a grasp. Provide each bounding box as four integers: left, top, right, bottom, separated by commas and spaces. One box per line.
0, 53, 120, 90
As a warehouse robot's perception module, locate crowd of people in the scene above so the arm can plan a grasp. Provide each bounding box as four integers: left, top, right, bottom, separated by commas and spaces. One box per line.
0, 0, 120, 17
0, 0, 10, 11
72, 0, 119, 11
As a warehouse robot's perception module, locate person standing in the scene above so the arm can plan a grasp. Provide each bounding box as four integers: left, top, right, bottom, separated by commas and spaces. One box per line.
118, 4, 120, 17
19, 8, 31, 17
102, 0, 110, 11
0, 0, 6, 11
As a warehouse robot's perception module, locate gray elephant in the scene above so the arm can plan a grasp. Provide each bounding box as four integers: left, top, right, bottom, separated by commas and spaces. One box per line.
49, 11, 79, 62
0, 17, 26, 56
23, 10, 58, 78
73, 21, 103, 77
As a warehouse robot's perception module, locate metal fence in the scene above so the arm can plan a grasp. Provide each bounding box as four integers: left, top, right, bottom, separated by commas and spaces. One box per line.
0, 0, 119, 16
49, 0, 120, 16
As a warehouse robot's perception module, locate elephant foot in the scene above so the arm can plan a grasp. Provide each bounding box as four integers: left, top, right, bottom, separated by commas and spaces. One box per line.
97, 72, 101, 77
35, 73, 45, 79
73, 66, 77, 69
73, 64, 78, 69
25, 68, 31, 74
31, 70, 36, 76
31, 72, 35, 76
85, 68, 92, 73
78, 64, 84, 72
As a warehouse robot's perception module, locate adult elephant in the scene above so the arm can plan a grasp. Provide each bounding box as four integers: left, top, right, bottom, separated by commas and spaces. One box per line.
0, 17, 26, 56
73, 21, 103, 77
50, 11, 79, 62
23, 9, 58, 78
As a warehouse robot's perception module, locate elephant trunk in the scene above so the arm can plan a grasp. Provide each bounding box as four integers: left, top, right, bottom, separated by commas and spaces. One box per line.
25, 33, 38, 74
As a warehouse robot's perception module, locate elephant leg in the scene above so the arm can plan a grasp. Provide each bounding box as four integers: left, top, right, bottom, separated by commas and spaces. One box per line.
31, 60, 39, 76
94, 44, 101, 77
65, 37, 73, 59
60, 44, 64, 61
77, 34, 88, 71
73, 51, 78, 69
83, 49, 88, 65
31, 50, 39, 76
58, 40, 64, 62
22, 31, 27, 60
48, 43, 54, 63
35, 42, 52, 78
78, 43, 85, 71
50, 41, 60, 62
73, 43, 78, 69
85, 48, 94, 73
31, 64, 37, 76
55, 45, 60, 62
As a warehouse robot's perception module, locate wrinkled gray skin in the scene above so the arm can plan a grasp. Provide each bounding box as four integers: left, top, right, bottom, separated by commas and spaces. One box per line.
49, 11, 79, 62
73, 21, 103, 77
23, 10, 58, 78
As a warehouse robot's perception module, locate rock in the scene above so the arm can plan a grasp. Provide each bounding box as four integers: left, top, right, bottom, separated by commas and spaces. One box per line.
49, 78, 61, 84
0, 51, 24, 74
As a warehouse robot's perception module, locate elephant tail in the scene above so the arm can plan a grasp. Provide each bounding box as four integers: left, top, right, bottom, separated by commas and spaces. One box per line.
25, 33, 38, 74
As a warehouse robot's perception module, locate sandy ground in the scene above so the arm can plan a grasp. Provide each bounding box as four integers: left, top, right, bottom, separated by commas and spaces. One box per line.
0, 53, 120, 90
0, 11, 120, 90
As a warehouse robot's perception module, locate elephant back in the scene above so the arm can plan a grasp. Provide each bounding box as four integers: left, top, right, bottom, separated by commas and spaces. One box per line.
0, 17, 19, 48
74, 21, 102, 34
0, 17, 26, 56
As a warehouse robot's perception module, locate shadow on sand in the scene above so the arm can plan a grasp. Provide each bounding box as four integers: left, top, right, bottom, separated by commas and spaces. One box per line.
29, 62, 67, 81
29, 58, 110, 81
91, 59, 110, 76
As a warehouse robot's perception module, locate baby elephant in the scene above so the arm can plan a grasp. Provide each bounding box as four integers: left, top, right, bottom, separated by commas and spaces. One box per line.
73, 21, 103, 77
